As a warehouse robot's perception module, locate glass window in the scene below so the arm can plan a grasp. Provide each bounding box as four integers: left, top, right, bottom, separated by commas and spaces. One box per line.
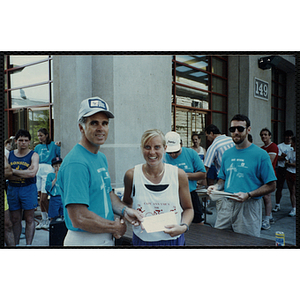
9, 55, 49, 66
212, 112, 227, 134
176, 63, 209, 91
176, 55, 209, 71
9, 61, 49, 88
211, 57, 227, 77
212, 94, 227, 112
212, 76, 227, 94
11, 85, 50, 108
176, 85, 209, 108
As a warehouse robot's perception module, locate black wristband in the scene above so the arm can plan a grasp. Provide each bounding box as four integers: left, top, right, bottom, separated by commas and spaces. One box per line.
180, 223, 189, 233
247, 192, 251, 199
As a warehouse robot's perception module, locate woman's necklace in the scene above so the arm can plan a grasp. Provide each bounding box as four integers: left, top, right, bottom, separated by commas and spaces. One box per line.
144, 164, 165, 177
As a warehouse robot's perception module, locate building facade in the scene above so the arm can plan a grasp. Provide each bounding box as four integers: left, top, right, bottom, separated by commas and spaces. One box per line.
4, 53, 296, 188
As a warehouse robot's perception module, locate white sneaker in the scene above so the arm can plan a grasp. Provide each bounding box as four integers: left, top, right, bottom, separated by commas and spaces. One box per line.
289, 208, 296, 217
41, 219, 49, 229
36, 220, 44, 230
272, 204, 280, 212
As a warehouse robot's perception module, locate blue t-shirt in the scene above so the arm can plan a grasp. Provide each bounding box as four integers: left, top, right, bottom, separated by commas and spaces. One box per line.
57, 144, 114, 231
218, 144, 277, 199
164, 147, 206, 192
34, 141, 61, 164
45, 172, 61, 197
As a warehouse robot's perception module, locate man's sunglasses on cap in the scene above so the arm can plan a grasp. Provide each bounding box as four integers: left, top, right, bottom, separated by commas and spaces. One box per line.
229, 126, 247, 133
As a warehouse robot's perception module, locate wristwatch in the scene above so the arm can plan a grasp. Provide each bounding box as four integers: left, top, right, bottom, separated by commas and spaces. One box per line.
247, 192, 252, 199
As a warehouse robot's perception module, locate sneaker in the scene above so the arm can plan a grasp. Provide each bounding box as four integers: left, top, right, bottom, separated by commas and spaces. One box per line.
269, 217, 275, 224
261, 219, 271, 230
41, 219, 49, 229
289, 208, 296, 217
272, 205, 280, 212
36, 220, 44, 230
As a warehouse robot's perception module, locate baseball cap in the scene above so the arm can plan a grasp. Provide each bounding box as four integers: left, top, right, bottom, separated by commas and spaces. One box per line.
165, 131, 181, 152
78, 97, 114, 121
51, 157, 63, 166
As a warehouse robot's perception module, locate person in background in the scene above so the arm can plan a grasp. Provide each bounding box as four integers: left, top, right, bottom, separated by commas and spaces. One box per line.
4, 156, 15, 246
5, 138, 13, 158
204, 124, 235, 212
207, 114, 277, 237
164, 131, 206, 224
260, 128, 278, 230
7, 129, 39, 246
57, 96, 143, 246
35, 128, 61, 229
273, 130, 294, 212
285, 136, 296, 217
123, 129, 193, 246
191, 133, 206, 162
45, 157, 64, 221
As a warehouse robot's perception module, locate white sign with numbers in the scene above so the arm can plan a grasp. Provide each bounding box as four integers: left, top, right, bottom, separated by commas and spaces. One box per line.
254, 77, 269, 101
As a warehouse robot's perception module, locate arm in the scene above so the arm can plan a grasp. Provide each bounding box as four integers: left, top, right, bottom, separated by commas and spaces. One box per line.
66, 203, 126, 239
110, 189, 143, 227
186, 171, 206, 181
234, 181, 276, 203
164, 168, 194, 237
4, 156, 13, 178
207, 178, 225, 194
10, 152, 39, 179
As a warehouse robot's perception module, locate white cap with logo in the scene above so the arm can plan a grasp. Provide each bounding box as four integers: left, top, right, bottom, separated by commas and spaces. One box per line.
78, 97, 114, 122
165, 131, 181, 152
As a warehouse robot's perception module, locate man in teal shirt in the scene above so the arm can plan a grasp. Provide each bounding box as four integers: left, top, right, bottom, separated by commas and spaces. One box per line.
57, 97, 143, 246
164, 131, 206, 224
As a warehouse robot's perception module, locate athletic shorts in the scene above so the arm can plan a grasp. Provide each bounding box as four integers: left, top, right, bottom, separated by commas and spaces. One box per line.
286, 171, 296, 183
4, 191, 9, 211
215, 197, 262, 238
48, 195, 64, 218
207, 165, 218, 180
63, 230, 114, 246
36, 163, 54, 193
7, 184, 38, 211
132, 232, 185, 246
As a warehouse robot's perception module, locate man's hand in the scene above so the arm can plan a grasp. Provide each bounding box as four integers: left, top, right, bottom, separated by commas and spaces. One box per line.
113, 218, 127, 239
232, 192, 248, 202
123, 208, 144, 227
207, 184, 218, 195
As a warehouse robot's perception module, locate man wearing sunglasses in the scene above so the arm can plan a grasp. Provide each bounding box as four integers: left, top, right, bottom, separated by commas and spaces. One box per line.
207, 114, 277, 237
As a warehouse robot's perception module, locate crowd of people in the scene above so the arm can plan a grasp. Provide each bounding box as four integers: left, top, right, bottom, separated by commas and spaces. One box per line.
3, 96, 297, 247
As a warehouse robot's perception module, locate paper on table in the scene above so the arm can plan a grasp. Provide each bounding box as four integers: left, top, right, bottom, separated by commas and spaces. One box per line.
142, 211, 177, 233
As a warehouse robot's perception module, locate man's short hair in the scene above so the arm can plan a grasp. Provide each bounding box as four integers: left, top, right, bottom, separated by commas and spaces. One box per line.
284, 130, 294, 137
205, 124, 221, 135
260, 128, 272, 136
231, 114, 251, 127
15, 129, 31, 141
192, 133, 201, 139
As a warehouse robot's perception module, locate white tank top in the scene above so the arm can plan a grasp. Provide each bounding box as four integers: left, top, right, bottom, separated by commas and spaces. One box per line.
132, 163, 183, 242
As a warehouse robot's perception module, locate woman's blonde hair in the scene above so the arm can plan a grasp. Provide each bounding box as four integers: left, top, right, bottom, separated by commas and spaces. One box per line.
141, 129, 166, 148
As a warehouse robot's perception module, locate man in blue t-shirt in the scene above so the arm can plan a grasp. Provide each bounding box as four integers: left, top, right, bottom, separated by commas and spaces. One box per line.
57, 97, 143, 246
207, 114, 277, 238
164, 131, 206, 224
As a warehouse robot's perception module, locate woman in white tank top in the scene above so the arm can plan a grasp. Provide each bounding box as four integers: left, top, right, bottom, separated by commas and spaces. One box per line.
123, 129, 193, 246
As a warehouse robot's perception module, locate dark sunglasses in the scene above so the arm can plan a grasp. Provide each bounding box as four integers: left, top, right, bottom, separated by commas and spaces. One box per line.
229, 126, 246, 133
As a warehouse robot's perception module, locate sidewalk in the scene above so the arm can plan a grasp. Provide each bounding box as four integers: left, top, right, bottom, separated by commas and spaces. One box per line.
17, 188, 296, 247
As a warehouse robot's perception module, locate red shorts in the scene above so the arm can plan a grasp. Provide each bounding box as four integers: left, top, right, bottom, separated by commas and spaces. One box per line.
286, 171, 296, 183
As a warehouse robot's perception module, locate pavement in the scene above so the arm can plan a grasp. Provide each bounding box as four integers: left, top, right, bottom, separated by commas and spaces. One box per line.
15, 187, 297, 247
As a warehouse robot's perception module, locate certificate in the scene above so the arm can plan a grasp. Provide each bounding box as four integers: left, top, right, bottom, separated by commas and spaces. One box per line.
142, 211, 177, 233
